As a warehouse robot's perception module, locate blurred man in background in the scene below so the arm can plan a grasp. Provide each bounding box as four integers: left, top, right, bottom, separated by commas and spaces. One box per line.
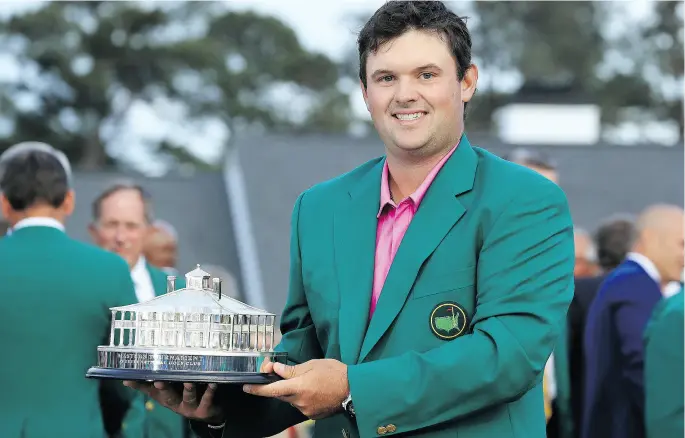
144, 219, 180, 275
569, 214, 636, 435
504, 147, 559, 184
594, 215, 636, 274
0, 142, 138, 438
89, 182, 189, 438
573, 227, 600, 278
582, 204, 685, 438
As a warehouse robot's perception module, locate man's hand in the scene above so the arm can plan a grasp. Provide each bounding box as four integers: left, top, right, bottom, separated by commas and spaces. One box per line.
123, 381, 225, 425
243, 359, 349, 420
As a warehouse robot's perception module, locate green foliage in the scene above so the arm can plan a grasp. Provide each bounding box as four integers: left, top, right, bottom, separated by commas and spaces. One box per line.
473, 1, 605, 87
0, 2, 353, 170
471, 0, 682, 139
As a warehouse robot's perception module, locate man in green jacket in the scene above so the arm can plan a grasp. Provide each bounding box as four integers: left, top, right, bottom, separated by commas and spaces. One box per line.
89, 182, 189, 438
0, 142, 139, 438
644, 288, 684, 438
124, 2, 575, 437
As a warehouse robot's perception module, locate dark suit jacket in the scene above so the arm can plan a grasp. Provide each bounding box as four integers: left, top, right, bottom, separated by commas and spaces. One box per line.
567, 274, 607, 437
581, 260, 663, 438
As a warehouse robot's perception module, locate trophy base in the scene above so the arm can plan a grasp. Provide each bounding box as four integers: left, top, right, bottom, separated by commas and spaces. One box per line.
86, 367, 281, 384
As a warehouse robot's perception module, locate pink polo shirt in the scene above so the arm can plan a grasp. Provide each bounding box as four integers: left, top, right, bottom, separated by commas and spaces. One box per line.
369, 144, 458, 317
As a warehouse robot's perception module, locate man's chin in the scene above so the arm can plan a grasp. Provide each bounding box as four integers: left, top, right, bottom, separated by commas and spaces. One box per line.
112, 250, 136, 267
393, 139, 430, 155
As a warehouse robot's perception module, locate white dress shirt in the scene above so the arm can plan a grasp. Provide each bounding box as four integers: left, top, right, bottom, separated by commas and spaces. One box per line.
130, 256, 156, 303
626, 252, 680, 298
10, 217, 65, 233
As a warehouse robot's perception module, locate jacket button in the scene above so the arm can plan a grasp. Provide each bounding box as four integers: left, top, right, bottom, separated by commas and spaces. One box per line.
386, 424, 397, 433
145, 400, 154, 411
377, 426, 387, 435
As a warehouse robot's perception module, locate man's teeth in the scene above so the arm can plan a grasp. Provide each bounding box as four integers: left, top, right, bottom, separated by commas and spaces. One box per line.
395, 112, 424, 121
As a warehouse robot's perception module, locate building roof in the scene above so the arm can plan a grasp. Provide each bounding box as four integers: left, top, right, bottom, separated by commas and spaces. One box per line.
231, 131, 684, 317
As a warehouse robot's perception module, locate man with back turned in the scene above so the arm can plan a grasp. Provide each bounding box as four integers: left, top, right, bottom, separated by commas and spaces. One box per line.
125, 2, 575, 437
0, 142, 138, 438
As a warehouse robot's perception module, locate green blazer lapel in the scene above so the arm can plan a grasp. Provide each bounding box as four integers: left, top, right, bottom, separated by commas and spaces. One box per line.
146, 262, 168, 297
336, 158, 384, 365
358, 136, 478, 363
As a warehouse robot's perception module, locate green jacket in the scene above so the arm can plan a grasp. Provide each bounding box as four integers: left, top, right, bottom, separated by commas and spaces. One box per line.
0, 225, 139, 438
644, 289, 684, 438
193, 135, 575, 438
116, 263, 190, 438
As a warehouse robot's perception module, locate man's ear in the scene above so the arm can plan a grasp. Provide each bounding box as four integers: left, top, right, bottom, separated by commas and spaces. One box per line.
60, 189, 75, 216
461, 64, 479, 103
0, 194, 11, 223
88, 222, 99, 244
360, 80, 370, 112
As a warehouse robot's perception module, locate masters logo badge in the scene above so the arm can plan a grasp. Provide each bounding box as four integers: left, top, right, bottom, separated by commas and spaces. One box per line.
429, 301, 468, 340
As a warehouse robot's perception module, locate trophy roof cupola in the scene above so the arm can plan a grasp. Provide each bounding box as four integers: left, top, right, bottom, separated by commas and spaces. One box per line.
186, 264, 211, 290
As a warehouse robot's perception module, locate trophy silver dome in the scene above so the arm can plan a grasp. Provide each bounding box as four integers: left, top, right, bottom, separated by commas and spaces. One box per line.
86, 265, 286, 384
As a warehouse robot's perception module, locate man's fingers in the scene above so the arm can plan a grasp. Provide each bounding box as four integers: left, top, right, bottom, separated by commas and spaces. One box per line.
260, 358, 274, 373
182, 383, 198, 407
123, 381, 153, 396
243, 379, 296, 399
148, 382, 183, 408
273, 362, 300, 380
197, 383, 218, 412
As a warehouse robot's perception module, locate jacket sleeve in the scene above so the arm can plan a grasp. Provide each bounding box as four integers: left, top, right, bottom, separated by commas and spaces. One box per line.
192, 191, 318, 438
644, 292, 684, 438
347, 181, 575, 436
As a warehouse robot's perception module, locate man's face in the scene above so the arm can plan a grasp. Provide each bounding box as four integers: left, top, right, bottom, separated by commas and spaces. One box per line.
89, 189, 150, 269
144, 228, 178, 269
648, 212, 685, 283
361, 29, 477, 158
574, 233, 599, 278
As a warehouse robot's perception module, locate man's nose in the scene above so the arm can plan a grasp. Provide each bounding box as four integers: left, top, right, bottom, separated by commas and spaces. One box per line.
394, 78, 419, 104
114, 228, 128, 246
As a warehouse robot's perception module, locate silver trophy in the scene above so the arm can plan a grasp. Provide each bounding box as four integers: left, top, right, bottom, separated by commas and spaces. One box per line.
86, 265, 286, 384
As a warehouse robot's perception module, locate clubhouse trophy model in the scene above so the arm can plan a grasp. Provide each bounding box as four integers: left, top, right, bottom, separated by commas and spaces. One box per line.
86, 265, 286, 384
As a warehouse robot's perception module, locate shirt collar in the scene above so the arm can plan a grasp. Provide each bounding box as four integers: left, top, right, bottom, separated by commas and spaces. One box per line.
11, 217, 65, 233
626, 252, 661, 285
131, 256, 148, 276
378, 142, 459, 217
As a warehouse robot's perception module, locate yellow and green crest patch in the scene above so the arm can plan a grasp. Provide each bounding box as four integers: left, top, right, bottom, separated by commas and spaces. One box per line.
429, 301, 468, 340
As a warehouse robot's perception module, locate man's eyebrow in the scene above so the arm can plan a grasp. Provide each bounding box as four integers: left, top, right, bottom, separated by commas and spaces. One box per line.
370, 64, 444, 78
370, 69, 394, 78
414, 63, 443, 72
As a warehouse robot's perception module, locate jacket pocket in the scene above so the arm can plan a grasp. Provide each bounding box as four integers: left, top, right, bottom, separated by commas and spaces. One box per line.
412, 265, 476, 299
